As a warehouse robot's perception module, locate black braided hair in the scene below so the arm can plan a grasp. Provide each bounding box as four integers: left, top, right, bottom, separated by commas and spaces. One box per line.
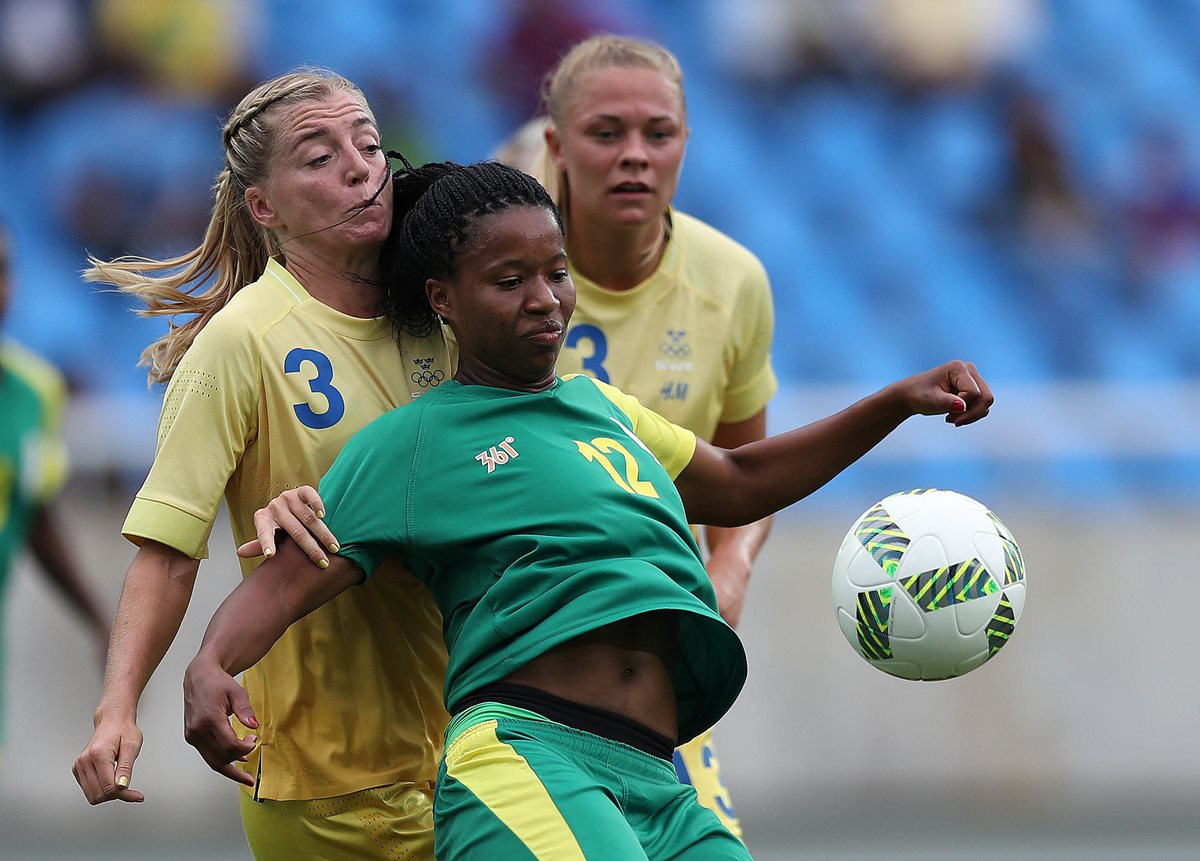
378, 152, 563, 337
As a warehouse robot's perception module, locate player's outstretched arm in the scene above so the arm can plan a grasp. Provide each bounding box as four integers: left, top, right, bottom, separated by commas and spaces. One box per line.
183, 539, 359, 785
73, 541, 200, 805
676, 361, 993, 528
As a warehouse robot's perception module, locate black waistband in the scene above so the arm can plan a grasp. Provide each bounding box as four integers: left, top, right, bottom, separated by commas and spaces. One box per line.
450, 682, 676, 760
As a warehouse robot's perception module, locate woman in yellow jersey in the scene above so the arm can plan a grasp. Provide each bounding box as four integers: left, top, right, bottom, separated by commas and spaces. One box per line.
500, 34, 777, 838
71, 69, 453, 860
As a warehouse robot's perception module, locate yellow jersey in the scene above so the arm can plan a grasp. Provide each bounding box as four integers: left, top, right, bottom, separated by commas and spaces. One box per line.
123, 258, 453, 800
555, 209, 777, 440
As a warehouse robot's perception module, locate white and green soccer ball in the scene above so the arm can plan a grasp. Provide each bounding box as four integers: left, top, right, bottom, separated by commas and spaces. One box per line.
831, 489, 1026, 681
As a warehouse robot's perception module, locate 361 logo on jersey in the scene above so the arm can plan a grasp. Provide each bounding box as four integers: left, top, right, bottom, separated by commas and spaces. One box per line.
475, 437, 519, 473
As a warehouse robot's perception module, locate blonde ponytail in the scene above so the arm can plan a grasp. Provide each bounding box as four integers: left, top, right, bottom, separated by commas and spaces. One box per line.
85, 68, 370, 385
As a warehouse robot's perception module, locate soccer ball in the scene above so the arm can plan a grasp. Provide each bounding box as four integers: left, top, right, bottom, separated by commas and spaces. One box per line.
831, 489, 1026, 681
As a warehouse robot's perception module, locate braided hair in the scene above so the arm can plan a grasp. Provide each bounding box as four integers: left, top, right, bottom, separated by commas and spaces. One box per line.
379, 155, 563, 337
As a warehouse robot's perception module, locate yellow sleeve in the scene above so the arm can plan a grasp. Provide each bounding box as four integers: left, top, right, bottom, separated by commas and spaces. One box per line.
721, 254, 777, 424
122, 315, 262, 558
584, 377, 698, 479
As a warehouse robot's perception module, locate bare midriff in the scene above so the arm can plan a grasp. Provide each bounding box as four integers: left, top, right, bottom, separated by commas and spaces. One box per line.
499, 610, 679, 742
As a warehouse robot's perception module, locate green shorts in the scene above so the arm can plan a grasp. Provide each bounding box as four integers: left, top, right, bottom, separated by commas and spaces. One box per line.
435, 708, 751, 860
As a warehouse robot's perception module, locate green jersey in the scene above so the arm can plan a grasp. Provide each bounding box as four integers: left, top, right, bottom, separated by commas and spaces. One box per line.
0, 340, 68, 589
0, 340, 69, 746
321, 374, 746, 743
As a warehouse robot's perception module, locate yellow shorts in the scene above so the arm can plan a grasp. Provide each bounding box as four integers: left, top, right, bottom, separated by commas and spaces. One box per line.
673, 727, 743, 840
239, 780, 435, 861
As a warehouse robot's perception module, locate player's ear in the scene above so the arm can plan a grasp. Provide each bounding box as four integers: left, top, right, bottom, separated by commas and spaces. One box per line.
545, 123, 566, 172
426, 278, 452, 322
245, 186, 281, 230
677, 126, 691, 179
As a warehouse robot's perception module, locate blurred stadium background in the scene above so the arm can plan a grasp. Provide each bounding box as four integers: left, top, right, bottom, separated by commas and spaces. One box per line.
1, 1, 1198, 858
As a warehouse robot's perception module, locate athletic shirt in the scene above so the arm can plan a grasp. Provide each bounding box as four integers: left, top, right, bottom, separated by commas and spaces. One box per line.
122, 258, 454, 800
555, 209, 777, 441
0, 341, 69, 745
321, 375, 748, 745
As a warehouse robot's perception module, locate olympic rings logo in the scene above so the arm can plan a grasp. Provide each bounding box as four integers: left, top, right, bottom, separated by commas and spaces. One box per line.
661, 329, 690, 358
411, 368, 445, 387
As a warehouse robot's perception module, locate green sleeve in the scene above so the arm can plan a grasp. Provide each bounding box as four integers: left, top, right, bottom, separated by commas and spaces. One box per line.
320, 415, 411, 580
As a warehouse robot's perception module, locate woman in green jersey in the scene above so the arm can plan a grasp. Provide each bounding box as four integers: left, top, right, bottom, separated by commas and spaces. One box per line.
497, 34, 778, 835
182, 157, 992, 860
0, 223, 110, 757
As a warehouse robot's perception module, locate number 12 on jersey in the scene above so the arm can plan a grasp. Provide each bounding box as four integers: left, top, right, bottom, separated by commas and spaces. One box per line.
574, 437, 660, 499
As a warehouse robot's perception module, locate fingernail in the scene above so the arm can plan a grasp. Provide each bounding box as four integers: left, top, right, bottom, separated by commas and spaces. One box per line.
953, 398, 966, 412
116, 775, 129, 788
317, 510, 325, 519
328, 542, 339, 553
264, 547, 274, 558
318, 558, 329, 569
247, 716, 259, 729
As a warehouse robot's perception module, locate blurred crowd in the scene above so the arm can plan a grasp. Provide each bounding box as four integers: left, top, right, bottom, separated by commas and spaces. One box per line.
2, 0, 1198, 407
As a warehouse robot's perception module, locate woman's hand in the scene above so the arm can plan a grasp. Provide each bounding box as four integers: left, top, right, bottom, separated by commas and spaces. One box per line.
236, 485, 340, 568
182, 650, 258, 788
893, 360, 994, 427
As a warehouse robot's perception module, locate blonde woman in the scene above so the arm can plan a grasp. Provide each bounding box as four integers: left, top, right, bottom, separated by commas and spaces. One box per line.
71, 69, 452, 860
506, 35, 778, 839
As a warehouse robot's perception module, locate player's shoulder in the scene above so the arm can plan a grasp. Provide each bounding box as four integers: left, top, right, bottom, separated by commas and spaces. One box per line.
364, 380, 447, 430
560, 372, 606, 396
1, 338, 64, 382
671, 210, 768, 281
560, 374, 638, 414
180, 262, 313, 377
201, 263, 300, 342
339, 384, 439, 463
0, 338, 67, 404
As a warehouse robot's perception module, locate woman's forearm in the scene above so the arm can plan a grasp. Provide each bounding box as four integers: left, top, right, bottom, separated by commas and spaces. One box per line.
195, 539, 359, 675
95, 542, 199, 723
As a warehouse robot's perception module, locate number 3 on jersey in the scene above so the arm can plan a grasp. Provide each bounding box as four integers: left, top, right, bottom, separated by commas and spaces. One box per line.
566, 324, 610, 383
285, 348, 346, 429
